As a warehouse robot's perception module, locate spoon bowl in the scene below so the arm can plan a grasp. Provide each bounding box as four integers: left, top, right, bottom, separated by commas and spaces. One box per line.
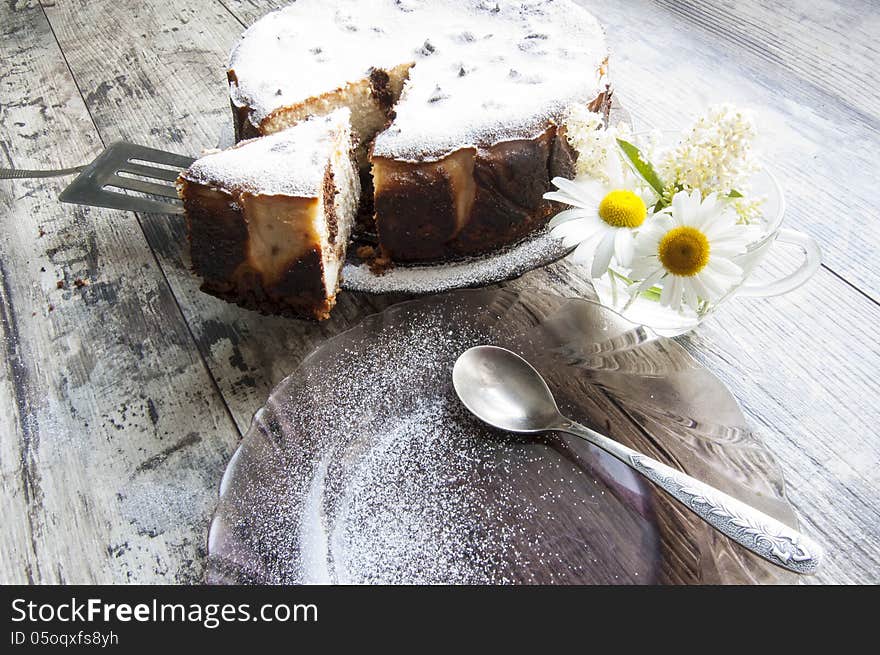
452, 345, 562, 433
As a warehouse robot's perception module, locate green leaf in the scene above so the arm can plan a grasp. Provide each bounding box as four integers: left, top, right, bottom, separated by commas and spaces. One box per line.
616, 138, 665, 197
727, 189, 744, 198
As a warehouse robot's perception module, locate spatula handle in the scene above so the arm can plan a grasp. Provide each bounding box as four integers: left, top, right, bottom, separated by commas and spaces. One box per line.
0, 165, 86, 179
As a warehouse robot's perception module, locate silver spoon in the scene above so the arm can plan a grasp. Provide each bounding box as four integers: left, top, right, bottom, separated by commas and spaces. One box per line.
452, 345, 821, 575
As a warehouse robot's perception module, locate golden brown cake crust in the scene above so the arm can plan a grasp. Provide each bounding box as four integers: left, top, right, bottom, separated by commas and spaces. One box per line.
179, 178, 336, 320
371, 90, 610, 262
231, 77, 611, 263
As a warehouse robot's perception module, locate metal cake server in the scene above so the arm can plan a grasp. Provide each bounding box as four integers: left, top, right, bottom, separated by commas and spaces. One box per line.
0, 142, 194, 215
452, 345, 822, 575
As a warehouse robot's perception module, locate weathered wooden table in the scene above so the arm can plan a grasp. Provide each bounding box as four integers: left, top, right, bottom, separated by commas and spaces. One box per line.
1, 0, 877, 585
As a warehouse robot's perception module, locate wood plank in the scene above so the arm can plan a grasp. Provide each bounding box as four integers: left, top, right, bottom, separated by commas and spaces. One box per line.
654, 0, 880, 124
0, 1, 240, 583
521, 255, 880, 584
677, 282, 880, 585
40, 0, 401, 437
220, 0, 284, 23
570, 0, 880, 582
29, 0, 880, 584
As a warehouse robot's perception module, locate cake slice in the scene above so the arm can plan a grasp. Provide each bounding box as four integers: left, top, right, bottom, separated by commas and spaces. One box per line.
177, 108, 359, 320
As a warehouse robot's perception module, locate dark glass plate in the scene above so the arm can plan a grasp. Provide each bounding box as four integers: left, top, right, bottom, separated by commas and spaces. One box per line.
206, 288, 798, 584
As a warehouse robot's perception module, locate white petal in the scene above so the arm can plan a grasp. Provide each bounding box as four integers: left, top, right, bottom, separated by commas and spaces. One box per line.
639, 187, 659, 208
548, 177, 606, 206
630, 240, 654, 261
681, 281, 701, 312
553, 220, 601, 246
688, 274, 714, 301
702, 267, 741, 296
702, 212, 738, 239
571, 240, 594, 264
705, 256, 742, 278
688, 190, 707, 226
671, 190, 689, 224
711, 229, 752, 248
640, 216, 671, 241
605, 150, 625, 188
549, 208, 590, 229
631, 220, 668, 259
627, 255, 655, 280
591, 230, 617, 278
544, 190, 586, 208
710, 243, 747, 258
630, 267, 665, 294
550, 176, 583, 194
696, 192, 719, 228
670, 276, 684, 310
660, 275, 676, 307
614, 229, 635, 266
698, 272, 725, 297
571, 232, 606, 264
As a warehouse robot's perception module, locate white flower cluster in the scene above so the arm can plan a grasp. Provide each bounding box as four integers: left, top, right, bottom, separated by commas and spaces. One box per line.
658, 104, 759, 213
564, 105, 631, 184
548, 103, 767, 316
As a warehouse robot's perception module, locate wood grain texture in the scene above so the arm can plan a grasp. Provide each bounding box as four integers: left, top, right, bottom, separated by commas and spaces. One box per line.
0, 1, 241, 583
39, 0, 402, 436
0, 0, 877, 584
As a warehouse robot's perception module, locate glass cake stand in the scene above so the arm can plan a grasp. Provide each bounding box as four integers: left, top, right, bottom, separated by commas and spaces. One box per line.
341, 227, 572, 295
206, 288, 799, 584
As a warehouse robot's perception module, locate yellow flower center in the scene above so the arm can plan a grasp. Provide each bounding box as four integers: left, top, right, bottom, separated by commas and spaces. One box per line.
658, 226, 710, 276
598, 190, 647, 228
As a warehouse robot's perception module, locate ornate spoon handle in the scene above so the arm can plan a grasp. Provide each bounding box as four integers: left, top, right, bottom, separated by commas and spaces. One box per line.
559, 419, 821, 574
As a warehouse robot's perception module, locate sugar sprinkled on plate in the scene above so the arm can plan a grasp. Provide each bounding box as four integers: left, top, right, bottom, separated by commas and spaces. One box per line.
210, 291, 660, 584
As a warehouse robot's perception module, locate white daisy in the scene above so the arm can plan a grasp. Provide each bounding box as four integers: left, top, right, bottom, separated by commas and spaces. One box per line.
545, 152, 657, 279
627, 189, 753, 313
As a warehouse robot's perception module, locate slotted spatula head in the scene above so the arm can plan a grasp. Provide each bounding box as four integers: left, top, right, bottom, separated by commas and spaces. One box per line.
59, 142, 195, 215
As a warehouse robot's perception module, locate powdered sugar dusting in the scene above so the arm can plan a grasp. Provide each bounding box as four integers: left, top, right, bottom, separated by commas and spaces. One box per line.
319, 402, 532, 583
229, 0, 607, 160
208, 291, 662, 584
342, 229, 570, 294
181, 109, 350, 196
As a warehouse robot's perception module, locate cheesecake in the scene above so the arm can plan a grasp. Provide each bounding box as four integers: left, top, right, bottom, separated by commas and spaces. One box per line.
177, 109, 359, 319
227, 0, 611, 262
